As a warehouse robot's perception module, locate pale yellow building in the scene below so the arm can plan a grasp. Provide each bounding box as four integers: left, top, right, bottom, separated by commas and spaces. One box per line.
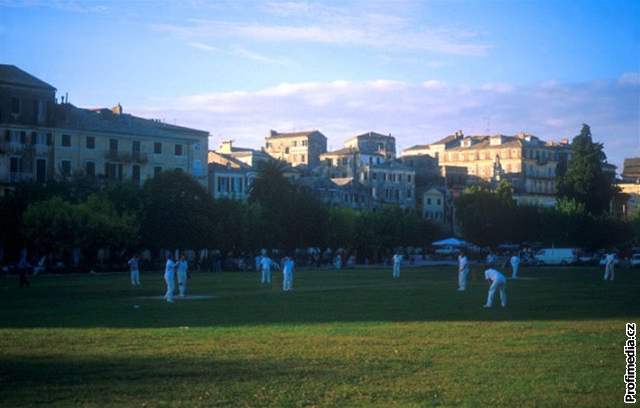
265, 129, 327, 168
0, 65, 209, 194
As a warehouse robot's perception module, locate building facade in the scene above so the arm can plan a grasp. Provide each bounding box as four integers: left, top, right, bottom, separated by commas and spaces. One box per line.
208, 150, 256, 201
0, 65, 209, 194
265, 129, 327, 168
421, 132, 571, 207
343, 131, 396, 159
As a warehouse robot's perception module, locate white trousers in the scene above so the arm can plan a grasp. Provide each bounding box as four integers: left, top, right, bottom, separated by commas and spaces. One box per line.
130, 269, 140, 286
604, 264, 615, 281
261, 267, 271, 284
511, 265, 519, 279
486, 279, 507, 307
164, 272, 175, 302
283, 271, 293, 291
178, 270, 187, 296
393, 264, 400, 278
458, 267, 469, 290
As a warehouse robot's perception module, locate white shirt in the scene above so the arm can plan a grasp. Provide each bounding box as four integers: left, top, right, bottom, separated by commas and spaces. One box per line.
283, 259, 294, 274
485, 268, 506, 283
393, 254, 403, 265
510, 256, 520, 266
459, 256, 468, 271
177, 260, 188, 274
165, 259, 176, 276
261, 257, 273, 270
606, 254, 615, 266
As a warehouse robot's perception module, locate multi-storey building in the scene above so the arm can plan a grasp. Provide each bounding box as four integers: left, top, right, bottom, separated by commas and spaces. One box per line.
402, 131, 464, 159
343, 131, 396, 159
217, 140, 271, 168
294, 176, 372, 209
406, 132, 571, 207
0, 65, 209, 194
318, 134, 415, 209
208, 149, 256, 201
265, 129, 327, 168
53, 103, 209, 186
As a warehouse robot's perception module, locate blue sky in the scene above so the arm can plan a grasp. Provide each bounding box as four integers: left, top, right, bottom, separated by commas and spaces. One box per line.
1, 0, 639, 167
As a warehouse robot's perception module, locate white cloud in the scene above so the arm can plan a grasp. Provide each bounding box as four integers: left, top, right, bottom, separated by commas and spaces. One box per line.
186, 42, 220, 52
186, 41, 292, 65
130, 77, 640, 168
150, 3, 491, 57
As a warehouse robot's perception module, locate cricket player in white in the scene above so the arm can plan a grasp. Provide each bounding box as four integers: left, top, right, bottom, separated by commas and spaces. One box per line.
177, 255, 188, 297
334, 254, 342, 270
483, 268, 507, 308
164, 255, 176, 303
128, 254, 141, 287
510, 254, 520, 279
457, 253, 469, 291
282, 256, 294, 291
261, 256, 276, 284
392, 253, 403, 278
603, 253, 615, 281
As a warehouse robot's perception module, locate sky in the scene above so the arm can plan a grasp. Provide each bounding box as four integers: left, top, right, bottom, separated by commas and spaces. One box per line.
1, 0, 639, 168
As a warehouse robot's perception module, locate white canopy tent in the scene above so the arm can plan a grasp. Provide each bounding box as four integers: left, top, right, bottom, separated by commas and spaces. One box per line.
432, 238, 470, 247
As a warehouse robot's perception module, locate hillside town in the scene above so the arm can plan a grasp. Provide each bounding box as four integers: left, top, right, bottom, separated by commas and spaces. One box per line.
2, 64, 637, 236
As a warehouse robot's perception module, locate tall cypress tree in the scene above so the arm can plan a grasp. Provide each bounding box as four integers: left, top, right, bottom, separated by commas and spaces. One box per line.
556, 124, 618, 215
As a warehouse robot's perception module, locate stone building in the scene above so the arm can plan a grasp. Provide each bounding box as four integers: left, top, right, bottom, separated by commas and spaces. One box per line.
208, 150, 256, 201
343, 131, 396, 159
265, 129, 327, 168
0, 65, 209, 195
418, 132, 571, 207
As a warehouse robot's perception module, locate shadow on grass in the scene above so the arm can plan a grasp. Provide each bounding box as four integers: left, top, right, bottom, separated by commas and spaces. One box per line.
0, 266, 639, 328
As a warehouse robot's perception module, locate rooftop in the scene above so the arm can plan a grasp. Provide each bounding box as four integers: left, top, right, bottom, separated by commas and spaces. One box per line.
0, 64, 56, 91
55, 103, 208, 139
267, 129, 326, 139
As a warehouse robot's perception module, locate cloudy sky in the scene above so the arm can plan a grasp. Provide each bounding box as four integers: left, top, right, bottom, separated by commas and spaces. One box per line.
1, 0, 639, 168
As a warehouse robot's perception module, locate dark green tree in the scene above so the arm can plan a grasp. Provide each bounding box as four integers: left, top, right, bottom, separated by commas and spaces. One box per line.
140, 170, 216, 250
556, 124, 618, 215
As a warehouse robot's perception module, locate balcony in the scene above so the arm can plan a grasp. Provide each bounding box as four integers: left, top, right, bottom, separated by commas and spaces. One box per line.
104, 150, 148, 164
7, 172, 34, 183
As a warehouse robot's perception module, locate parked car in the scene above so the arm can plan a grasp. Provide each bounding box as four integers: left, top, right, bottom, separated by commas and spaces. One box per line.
534, 248, 577, 265
631, 254, 640, 268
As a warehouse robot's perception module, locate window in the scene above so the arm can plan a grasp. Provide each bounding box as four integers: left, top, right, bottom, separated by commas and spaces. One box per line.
109, 139, 118, 152
175, 167, 183, 172
61, 160, 71, 177
292, 141, 297, 147
4, 129, 10, 142
62, 134, 71, 147
437, 198, 441, 205
86, 136, 95, 149
11, 97, 20, 115
154, 142, 162, 154
132, 165, 141, 184
30, 132, 37, 145
427, 198, 432, 205
85, 161, 96, 177
19, 131, 26, 144
36, 100, 46, 124
302, 140, 308, 146
46, 133, 53, 146
154, 166, 162, 176
408, 175, 412, 183
10, 157, 21, 173
301, 154, 305, 162
175, 144, 183, 156
285, 147, 290, 154
132, 141, 141, 153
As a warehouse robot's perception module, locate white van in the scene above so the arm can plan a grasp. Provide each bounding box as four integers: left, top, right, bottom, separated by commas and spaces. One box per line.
534, 248, 577, 265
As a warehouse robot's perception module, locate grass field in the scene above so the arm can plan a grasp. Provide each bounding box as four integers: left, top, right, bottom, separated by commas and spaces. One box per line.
0, 265, 638, 407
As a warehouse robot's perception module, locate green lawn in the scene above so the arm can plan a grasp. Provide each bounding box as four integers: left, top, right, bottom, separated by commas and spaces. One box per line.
0, 265, 637, 407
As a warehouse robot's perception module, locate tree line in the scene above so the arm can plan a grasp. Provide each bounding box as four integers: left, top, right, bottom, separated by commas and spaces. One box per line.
0, 161, 442, 269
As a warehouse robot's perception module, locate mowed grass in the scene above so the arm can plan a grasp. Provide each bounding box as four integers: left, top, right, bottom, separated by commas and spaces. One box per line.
0, 265, 638, 407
